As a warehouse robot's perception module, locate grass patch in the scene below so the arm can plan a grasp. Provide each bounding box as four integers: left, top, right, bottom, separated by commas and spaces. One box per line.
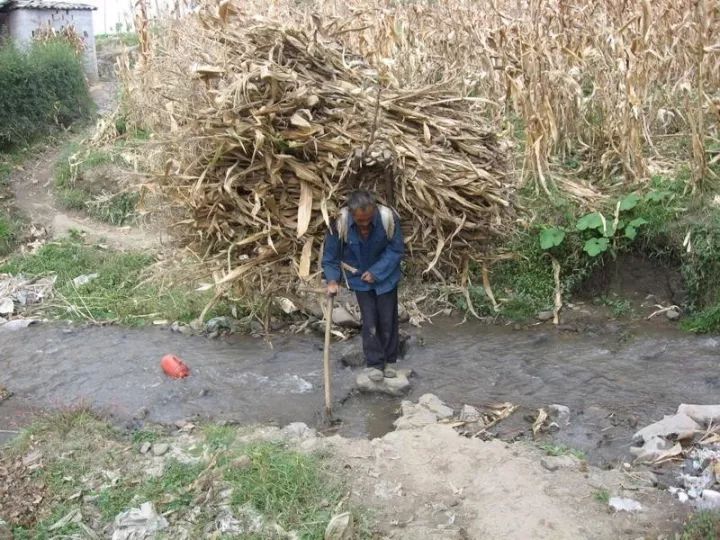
0, 40, 94, 150
12, 503, 84, 540
596, 295, 633, 318
204, 424, 237, 451
55, 143, 138, 226
539, 443, 586, 460
681, 511, 720, 540
0, 238, 233, 325
95, 32, 140, 48
4, 419, 369, 539
463, 190, 599, 320
224, 442, 350, 539
0, 211, 20, 256
593, 489, 610, 504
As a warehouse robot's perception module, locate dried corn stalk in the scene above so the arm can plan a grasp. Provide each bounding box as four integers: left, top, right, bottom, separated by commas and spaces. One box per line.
122, 4, 513, 300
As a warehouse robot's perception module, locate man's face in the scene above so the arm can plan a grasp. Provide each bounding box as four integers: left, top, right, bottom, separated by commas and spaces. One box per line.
352, 206, 375, 228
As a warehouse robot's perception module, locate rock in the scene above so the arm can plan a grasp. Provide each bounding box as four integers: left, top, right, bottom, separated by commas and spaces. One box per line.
459, 405, 482, 423
357, 371, 411, 397
537, 310, 554, 322
324, 512, 354, 540
541, 455, 580, 472
338, 339, 365, 368
72, 273, 99, 287
633, 413, 700, 443
133, 407, 149, 420
418, 394, 454, 419
0, 297, 13, 315
677, 404, 720, 426
394, 403, 439, 430
112, 502, 168, 540
282, 422, 316, 440
627, 470, 658, 489
249, 321, 264, 334
0, 318, 39, 332
170, 321, 194, 335
232, 455, 252, 470
332, 305, 361, 328
139, 442, 152, 455
699, 490, 720, 510
151, 443, 169, 457
548, 404, 571, 426
630, 435, 682, 463
206, 316, 234, 333
276, 297, 299, 314
609, 497, 642, 513
666, 307, 681, 321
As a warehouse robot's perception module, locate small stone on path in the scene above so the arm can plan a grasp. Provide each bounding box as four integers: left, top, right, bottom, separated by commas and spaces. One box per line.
139, 442, 151, 455
151, 443, 169, 457
541, 455, 580, 472
609, 497, 642, 513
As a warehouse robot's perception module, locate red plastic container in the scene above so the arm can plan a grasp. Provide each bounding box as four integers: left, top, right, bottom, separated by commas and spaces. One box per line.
161, 354, 190, 379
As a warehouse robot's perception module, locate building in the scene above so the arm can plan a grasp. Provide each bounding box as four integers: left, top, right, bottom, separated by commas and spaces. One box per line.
0, 0, 98, 80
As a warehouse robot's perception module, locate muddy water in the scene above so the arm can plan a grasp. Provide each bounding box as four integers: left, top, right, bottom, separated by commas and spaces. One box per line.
2, 321, 719, 465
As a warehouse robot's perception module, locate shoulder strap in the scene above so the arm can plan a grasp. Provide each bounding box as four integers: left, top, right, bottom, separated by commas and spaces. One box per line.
337, 207, 350, 243
378, 205, 395, 240
337, 205, 395, 242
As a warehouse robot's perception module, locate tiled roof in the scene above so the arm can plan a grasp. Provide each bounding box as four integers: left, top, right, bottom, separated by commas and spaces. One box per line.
0, 1, 96, 10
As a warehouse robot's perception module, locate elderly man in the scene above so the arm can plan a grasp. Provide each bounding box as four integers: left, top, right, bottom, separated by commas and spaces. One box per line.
322, 190, 404, 378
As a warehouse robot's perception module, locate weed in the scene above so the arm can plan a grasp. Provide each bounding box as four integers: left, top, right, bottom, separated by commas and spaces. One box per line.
0, 41, 93, 150
0, 212, 19, 256
597, 295, 633, 318
96, 484, 136, 520
132, 429, 161, 444
204, 424, 236, 450
593, 489, 610, 504
54, 142, 138, 225
0, 238, 233, 324
681, 511, 720, 540
12, 503, 83, 539
539, 443, 586, 460
224, 442, 346, 538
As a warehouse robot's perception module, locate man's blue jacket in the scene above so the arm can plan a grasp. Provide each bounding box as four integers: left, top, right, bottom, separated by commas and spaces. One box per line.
322, 209, 404, 295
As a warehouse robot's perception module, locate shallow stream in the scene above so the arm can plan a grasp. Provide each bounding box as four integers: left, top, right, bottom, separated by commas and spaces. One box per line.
2, 320, 719, 465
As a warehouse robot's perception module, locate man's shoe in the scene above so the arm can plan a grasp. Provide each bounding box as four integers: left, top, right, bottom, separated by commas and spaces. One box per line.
384, 366, 398, 378
363, 367, 384, 383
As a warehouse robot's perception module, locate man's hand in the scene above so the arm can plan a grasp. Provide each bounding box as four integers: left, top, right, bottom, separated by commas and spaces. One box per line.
327, 281, 339, 297
361, 271, 375, 284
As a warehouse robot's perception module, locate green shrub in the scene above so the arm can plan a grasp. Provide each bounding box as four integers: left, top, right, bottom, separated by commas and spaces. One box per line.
0, 40, 93, 149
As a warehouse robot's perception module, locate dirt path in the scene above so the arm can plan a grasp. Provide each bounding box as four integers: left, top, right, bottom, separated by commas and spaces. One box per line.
7, 82, 160, 252
320, 422, 683, 539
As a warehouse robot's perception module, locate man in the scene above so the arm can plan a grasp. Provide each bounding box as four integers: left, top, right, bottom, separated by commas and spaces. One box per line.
322, 190, 404, 379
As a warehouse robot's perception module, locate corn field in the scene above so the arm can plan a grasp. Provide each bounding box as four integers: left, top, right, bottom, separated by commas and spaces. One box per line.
250, 0, 719, 192
120, 0, 720, 310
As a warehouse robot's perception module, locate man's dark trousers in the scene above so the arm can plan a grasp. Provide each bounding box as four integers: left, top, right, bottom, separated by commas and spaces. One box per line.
355, 288, 399, 369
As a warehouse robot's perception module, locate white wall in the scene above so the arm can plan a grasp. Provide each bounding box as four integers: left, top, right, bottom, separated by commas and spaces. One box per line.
7, 8, 98, 81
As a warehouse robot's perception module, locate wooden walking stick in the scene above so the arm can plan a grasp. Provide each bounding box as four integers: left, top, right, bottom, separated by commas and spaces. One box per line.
323, 293, 335, 418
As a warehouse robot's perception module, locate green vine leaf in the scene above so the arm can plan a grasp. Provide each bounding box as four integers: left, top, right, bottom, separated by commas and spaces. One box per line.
620, 193, 641, 211
539, 228, 566, 250
625, 226, 638, 240
583, 237, 610, 257
576, 212, 604, 231
644, 190, 672, 203
628, 217, 649, 228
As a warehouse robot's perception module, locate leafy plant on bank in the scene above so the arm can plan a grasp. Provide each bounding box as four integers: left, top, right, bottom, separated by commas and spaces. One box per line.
539, 191, 672, 259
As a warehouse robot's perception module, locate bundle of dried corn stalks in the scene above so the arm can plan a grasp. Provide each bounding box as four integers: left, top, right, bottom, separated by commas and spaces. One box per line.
121, 3, 512, 301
